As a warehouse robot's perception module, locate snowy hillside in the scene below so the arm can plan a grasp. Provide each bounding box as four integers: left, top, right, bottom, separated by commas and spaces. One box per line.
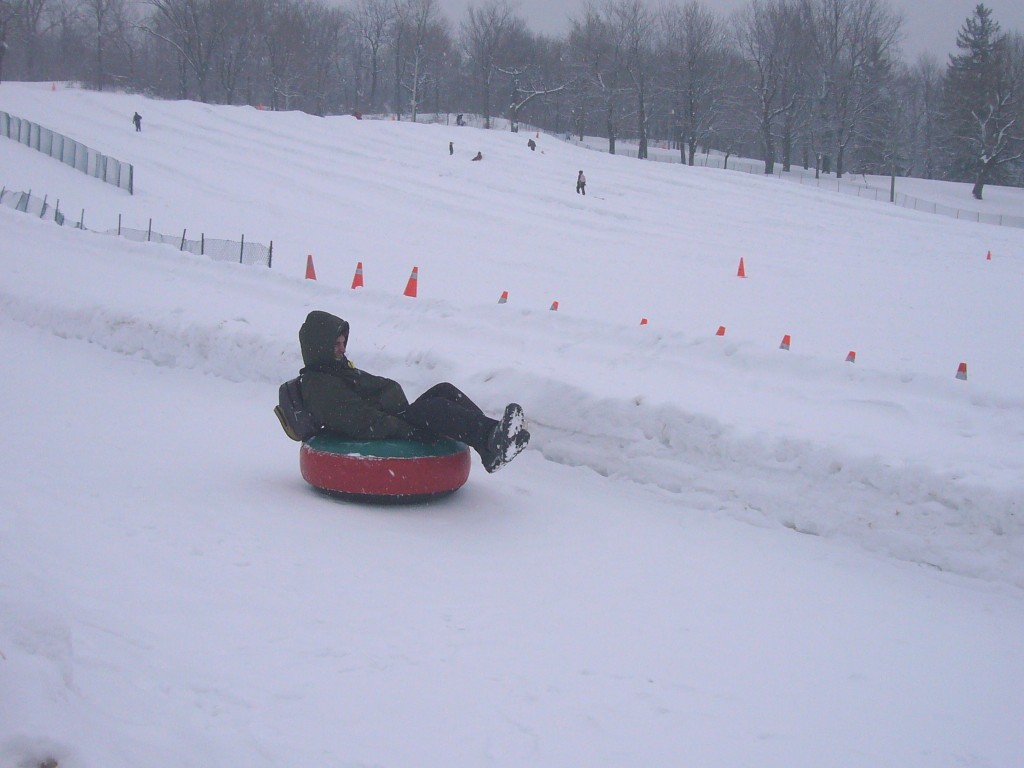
1, 82, 1023, 768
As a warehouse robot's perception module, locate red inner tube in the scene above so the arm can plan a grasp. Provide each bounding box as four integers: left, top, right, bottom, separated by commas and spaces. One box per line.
300, 436, 471, 500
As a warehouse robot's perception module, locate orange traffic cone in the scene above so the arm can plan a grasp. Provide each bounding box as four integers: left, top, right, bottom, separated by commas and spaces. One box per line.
305, 254, 316, 280
403, 266, 419, 297
779, 334, 791, 350
640, 317, 648, 326
550, 300, 559, 311
51, 82, 56, 92
351, 261, 364, 289
846, 350, 857, 363
716, 326, 726, 336
498, 290, 508, 304
956, 362, 968, 380
737, 258, 747, 278
986, 250, 992, 260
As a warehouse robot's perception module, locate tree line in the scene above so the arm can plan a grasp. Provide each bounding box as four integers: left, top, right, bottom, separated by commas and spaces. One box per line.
0, 0, 1021, 197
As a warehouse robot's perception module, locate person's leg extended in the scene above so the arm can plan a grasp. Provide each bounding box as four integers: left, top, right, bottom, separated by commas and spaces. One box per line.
415, 383, 487, 418
400, 383, 496, 450
403, 383, 530, 473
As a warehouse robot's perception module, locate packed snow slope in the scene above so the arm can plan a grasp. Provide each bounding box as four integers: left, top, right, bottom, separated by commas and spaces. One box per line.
1, 82, 1023, 767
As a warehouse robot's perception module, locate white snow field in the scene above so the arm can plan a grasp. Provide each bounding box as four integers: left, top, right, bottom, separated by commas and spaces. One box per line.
1, 81, 1023, 767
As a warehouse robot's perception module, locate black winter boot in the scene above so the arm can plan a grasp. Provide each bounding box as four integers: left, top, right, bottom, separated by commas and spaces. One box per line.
482, 404, 530, 473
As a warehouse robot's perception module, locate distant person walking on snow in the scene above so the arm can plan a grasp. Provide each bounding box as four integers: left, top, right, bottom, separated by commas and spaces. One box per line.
576, 170, 586, 195
133, 112, 142, 132
472, 151, 483, 161
527, 138, 536, 151
449, 141, 454, 155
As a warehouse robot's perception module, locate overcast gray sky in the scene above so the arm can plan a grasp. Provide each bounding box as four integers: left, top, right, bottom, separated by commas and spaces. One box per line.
434, 0, 1024, 60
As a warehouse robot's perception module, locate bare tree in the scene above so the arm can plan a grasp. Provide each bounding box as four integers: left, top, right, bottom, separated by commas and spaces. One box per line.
712, 53, 757, 166
387, 0, 407, 117
50, 0, 87, 81
777, 0, 815, 170
808, 0, 903, 177
607, 0, 655, 158
568, 5, 624, 152
398, 0, 442, 121
17, 0, 50, 78
262, 0, 306, 110
903, 54, 944, 179
735, 0, 802, 174
353, 0, 393, 112
144, 0, 233, 101
660, 1, 728, 165
0, 0, 24, 82
460, 0, 521, 128
494, 26, 571, 132
210, 0, 260, 103
80, 0, 116, 89
525, 34, 571, 132
305, 0, 346, 115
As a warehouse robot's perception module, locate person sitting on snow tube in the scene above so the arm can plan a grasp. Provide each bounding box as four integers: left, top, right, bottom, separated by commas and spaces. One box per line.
298, 310, 529, 473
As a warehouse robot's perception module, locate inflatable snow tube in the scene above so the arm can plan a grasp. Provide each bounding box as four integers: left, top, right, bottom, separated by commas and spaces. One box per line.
300, 435, 472, 503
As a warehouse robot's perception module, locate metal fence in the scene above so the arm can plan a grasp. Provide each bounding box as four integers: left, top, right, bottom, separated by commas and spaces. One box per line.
1, 186, 272, 267
791, 174, 1024, 228
571, 137, 1024, 229
1, 110, 134, 194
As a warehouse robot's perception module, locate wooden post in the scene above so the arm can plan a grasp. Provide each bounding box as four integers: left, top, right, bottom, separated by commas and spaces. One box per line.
239, 234, 245, 264
180, 229, 187, 251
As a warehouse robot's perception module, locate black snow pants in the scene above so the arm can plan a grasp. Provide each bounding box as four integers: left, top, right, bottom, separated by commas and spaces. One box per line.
397, 383, 497, 451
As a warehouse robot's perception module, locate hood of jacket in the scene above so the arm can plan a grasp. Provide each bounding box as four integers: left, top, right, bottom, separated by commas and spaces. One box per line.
299, 310, 350, 368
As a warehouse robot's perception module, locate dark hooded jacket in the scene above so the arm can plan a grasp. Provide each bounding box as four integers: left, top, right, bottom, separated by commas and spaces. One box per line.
299, 310, 416, 440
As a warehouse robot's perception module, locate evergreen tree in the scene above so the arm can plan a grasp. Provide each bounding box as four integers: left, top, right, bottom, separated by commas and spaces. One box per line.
944, 4, 1024, 198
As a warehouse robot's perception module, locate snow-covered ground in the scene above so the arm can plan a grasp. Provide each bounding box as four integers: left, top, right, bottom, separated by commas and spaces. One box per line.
576, 132, 1024, 224
1, 82, 1023, 768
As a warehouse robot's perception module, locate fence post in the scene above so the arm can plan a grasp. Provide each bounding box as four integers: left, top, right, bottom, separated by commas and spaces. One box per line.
268, 241, 273, 268
78, 209, 84, 229
201, 233, 205, 255
147, 218, 152, 241
118, 213, 122, 236
40, 195, 48, 218
239, 234, 245, 264
180, 229, 187, 251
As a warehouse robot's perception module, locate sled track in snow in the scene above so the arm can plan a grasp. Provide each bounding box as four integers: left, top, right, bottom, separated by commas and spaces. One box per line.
3, 291, 1021, 590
